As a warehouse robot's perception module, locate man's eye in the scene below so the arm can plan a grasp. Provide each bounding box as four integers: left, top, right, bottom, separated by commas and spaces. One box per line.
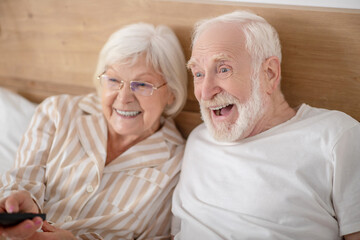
218, 66, 233, 79
194, 72, 204, 78
219, 67, 231, 73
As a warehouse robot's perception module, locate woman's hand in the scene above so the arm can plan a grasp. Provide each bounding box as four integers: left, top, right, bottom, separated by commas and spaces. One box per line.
26, 221, 77, 240
0, 221, 76, 240
0, 219, 76, 240
0, 190, 39, 214
0, 190, 42, 239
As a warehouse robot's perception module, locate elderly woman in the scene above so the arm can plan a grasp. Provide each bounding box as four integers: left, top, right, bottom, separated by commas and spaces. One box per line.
0, 23, 187, 239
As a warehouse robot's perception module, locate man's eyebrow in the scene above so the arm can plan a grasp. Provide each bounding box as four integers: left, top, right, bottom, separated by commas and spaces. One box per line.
212, 53, 231, 63
186, 58, 198, 69
187, 53, 231, 69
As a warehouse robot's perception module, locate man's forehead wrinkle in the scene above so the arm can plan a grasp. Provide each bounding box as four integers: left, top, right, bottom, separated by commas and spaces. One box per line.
190, 50, 235, 68
212, 53, 232, 62
190, 37, 242, 69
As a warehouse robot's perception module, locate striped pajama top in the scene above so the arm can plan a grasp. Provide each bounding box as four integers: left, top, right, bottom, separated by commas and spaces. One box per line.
0, 93, 185, 240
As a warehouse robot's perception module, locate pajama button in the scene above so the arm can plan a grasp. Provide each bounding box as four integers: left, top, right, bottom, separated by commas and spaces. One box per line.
86, 185, 94, 193
65, 216, 72, 222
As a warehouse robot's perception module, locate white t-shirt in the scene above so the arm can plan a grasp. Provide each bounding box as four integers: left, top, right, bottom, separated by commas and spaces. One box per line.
172, 104, 360, 240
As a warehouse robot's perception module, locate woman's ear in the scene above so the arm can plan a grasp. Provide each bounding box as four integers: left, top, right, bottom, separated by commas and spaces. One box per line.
167, 91, 175, 106
262, 56, 281, 94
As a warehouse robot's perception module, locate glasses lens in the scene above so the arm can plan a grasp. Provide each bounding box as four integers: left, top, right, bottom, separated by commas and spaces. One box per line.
100, 75, 122, 90
130, 81, 153, 96
99, 75, 107, 86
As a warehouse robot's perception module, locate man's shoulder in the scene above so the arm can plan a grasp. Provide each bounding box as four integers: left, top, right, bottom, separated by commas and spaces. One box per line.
301, 104, 358, 127
291, 104, 359, 139
187, 123, 207, 141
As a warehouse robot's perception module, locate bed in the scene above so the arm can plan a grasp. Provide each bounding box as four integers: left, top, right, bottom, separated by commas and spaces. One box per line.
0, 0, 359, 173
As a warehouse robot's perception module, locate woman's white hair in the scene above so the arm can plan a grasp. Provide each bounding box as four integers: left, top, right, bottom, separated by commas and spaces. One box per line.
192, 11, 282, 72
93, 23, 188, 118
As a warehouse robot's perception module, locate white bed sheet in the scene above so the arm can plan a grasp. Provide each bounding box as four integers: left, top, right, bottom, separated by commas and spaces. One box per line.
0, 88, 37, 174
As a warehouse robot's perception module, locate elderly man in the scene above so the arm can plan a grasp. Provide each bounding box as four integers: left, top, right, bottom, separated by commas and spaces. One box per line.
172, 11, 360, 240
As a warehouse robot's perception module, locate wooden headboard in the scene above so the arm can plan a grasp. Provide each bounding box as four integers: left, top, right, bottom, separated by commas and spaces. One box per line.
0, 0, 359, 138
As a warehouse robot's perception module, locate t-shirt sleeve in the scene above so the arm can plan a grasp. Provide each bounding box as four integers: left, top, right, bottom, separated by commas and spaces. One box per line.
331, 123, 360, 236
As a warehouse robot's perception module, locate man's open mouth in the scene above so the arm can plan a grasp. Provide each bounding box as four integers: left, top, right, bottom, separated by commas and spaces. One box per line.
210, 104, 234, 116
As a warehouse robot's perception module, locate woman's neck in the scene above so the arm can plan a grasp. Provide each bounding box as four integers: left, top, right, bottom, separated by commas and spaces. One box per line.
105, 122, 162, 165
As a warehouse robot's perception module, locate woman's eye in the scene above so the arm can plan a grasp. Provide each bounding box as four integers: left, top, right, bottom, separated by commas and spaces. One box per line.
108, 78, 119, 83
136, 82, 149, 90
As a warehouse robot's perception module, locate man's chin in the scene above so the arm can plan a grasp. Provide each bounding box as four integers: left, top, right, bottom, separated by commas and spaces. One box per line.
205, 120, 245, 142
200, 105, 246, 142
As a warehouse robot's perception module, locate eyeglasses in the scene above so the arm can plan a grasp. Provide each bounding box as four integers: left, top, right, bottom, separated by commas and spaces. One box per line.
97, 73, 167, 97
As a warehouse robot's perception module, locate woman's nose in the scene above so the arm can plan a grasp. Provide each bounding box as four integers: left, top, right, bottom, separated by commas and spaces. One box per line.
117, 81, 125, 90
116, 82, 135, 103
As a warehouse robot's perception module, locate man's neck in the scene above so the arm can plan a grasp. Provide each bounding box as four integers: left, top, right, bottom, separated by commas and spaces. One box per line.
248, 91, 296, 137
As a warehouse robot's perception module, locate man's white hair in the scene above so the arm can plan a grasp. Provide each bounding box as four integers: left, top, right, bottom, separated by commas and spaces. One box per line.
94, 23, 188, 118
192, 10, 282, 72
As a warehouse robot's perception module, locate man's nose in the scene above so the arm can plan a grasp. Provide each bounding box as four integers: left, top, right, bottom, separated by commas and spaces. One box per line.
200, 74, 221, 101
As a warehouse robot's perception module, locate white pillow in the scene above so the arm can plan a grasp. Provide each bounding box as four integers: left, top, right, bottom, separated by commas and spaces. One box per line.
0, 88, 37, 174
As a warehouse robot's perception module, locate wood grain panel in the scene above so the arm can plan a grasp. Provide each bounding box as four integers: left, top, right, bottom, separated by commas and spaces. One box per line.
0, 0, 359, 138
175, 111, 203, 139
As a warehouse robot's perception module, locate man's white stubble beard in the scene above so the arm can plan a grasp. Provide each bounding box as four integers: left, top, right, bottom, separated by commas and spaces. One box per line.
199, 71, 265, 142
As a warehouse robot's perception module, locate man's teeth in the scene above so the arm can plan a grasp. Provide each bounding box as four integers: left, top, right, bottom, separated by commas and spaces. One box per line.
210, 104, 231, 111
115, 109, 141, 117
210, 104, 232, 116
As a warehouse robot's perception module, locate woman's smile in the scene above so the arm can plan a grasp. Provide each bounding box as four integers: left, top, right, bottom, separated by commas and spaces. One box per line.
114, 108, 141, 117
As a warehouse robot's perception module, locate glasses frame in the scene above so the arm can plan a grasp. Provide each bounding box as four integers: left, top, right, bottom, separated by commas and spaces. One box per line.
97, 71, 167, 96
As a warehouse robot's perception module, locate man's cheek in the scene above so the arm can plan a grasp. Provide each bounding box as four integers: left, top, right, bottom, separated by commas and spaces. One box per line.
194, 85, 202, 101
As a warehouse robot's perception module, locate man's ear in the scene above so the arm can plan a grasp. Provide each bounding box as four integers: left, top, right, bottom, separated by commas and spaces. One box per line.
262, 56, 281, 94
